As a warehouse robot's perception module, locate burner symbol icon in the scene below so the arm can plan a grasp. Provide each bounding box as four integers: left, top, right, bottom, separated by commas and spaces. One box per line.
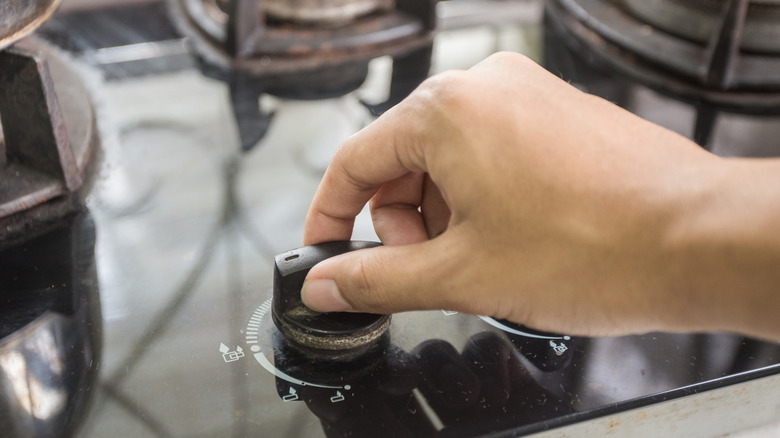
283, 388, 300, 402
549, 341, 568, 356
220, 343, 245, 363
330, 391, 345, 403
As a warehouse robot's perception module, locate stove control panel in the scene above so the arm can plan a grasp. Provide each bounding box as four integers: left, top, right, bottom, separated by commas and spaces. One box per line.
271, 241, 391, 354
229, 240, 579, 428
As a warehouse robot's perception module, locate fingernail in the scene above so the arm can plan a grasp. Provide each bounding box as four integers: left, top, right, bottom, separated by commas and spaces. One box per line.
301, 279, 353, 312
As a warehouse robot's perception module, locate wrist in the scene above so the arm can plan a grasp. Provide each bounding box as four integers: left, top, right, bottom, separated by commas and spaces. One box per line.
662, 157, 780, 340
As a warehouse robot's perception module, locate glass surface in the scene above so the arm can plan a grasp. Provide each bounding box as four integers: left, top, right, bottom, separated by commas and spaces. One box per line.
1, 1, 778, 437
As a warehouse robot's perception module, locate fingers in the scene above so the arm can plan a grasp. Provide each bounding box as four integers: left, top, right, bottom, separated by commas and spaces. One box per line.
303, 53, 545, 246
369, 172, 429, 245
368, 172, 451, 244
421, 174, 451, 238
301, 236, 464, 314
303, 103, 430, 246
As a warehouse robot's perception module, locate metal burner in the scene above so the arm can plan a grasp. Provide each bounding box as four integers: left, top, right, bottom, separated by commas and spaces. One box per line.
0, 38, 100, 246
167, 0, 435, 149
264, 0, 394, 24
545, 0, 780, 148
624, 0, 780, 54
168, 0, 434, 75
0, 0, 62, 50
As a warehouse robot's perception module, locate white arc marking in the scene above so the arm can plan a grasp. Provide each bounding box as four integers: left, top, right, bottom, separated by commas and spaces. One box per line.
478, 316, 571, 340
247, 298, 351, 391
253, 353, 345, 390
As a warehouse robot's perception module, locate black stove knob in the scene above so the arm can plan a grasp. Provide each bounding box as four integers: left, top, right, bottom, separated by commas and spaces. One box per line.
272, 241, 391, 354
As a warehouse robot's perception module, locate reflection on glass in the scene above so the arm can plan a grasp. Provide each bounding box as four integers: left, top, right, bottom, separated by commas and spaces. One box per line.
0, 211, 102, 438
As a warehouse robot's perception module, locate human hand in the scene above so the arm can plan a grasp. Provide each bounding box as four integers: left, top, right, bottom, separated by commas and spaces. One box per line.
301, 52, 780, 340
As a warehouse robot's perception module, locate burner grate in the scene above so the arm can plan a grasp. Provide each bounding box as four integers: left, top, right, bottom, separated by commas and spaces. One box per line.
545, 0, 780, 147
623, 0, 780, 55
0, 39, 99, 246
167, 0, 436, 149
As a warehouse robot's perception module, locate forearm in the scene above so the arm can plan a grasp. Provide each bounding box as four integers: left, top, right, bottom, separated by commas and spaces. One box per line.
666, 157, 780, 341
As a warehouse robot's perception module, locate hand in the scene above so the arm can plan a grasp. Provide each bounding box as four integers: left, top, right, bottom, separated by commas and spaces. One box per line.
302, 52, 780, 340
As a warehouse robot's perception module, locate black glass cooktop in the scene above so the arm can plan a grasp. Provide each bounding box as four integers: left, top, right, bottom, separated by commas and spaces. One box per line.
2, 1, 779, 437
3, 211, 779, 437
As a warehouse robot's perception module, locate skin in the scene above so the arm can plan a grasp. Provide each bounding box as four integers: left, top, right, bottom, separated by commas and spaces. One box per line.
301, 52, 780, 342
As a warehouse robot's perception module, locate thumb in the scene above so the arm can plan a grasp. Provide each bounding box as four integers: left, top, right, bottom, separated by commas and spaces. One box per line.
301, 237, 462, 314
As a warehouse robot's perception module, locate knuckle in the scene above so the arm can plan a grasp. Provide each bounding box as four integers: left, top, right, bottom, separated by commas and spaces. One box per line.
482, 51, 532, 69
383, 70, 477, 173
418, 70, 473, 105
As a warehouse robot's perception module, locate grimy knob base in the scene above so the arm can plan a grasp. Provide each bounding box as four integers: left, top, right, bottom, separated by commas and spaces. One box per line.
272, 241, 390, 353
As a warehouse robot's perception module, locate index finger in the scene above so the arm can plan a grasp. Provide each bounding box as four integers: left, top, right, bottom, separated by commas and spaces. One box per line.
303, 101, 429, 245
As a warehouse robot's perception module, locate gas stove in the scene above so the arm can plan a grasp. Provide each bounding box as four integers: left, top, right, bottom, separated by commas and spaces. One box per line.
1, 1, 779, 437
